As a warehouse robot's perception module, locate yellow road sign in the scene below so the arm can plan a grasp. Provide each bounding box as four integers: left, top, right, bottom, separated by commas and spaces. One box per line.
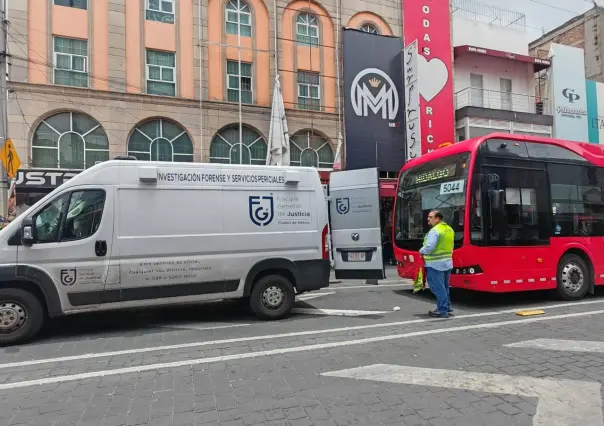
0, 138, 21, 180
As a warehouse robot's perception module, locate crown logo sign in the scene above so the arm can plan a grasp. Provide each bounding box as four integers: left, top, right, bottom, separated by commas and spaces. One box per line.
368, 77, 381, 88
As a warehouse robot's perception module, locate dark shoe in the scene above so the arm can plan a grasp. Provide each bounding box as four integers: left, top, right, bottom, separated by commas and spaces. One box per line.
428, 310, 449, 318
448, 309, 455, 316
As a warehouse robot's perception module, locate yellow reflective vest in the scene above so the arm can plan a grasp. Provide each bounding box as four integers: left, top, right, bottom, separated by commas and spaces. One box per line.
422, 222, 454, 263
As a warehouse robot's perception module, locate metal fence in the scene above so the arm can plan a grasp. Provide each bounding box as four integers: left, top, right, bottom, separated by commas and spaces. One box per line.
451, 0, 526, 31
455, 88, 551, 115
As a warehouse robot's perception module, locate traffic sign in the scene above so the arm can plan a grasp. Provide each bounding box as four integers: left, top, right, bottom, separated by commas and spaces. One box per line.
0, 138, 21, 180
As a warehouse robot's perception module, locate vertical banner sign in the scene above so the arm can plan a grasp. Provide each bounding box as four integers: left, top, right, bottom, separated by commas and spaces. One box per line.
585, 79, 604, 144
549, 43, 589, 142
404, 41, 421, 161
342, 29, 405, 172
403, 0, 455, 154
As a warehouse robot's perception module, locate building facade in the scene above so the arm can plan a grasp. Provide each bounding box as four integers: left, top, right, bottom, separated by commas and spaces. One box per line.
451, 2, 553, 141
8, 0, 402, 204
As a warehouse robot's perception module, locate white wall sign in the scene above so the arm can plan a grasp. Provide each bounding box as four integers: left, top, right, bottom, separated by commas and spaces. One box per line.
549, 43, 589, 142
323, 364, 603, 425
404, 40, 421, 161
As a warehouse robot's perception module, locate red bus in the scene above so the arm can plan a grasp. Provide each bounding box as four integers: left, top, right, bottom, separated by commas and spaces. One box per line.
393, 133, 604, 300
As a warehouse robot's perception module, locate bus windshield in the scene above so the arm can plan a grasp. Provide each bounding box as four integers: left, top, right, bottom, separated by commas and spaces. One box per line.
395, 152, 470, 250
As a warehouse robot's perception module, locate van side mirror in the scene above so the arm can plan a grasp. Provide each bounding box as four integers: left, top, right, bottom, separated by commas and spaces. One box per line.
489, 189, 505, 212
21, 217, 35, 246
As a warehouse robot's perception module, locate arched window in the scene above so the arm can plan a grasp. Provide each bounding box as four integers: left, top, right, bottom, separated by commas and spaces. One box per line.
290, 130, 333, 168
296, 12, 319, 47
210, 125, 267, 165
128, 118, 194, 162
31, 111, 109, 169
226, 0, 252, 37
360, 23, 379, 34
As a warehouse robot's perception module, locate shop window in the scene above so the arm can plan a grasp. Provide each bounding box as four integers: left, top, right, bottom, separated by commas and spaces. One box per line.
146, 0, 174, 24
53, 37, 88, 88
210, 125, 267, 165
296, 12, 319, 47
31, 111, 109, 169
290, 130, 333, 168
226, 0, 252, 37
128, 118, 194, 162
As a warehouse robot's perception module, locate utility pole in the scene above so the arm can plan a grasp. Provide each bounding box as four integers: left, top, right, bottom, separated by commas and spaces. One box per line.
0, 0, 9, 218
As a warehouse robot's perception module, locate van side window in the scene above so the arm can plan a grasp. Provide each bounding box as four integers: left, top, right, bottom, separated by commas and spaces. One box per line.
59, 190, 106, 241
34, 190, 106, 243
34, 194, 70, 243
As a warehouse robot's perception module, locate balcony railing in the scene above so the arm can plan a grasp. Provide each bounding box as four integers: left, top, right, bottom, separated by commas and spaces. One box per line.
455, 87, 551, 115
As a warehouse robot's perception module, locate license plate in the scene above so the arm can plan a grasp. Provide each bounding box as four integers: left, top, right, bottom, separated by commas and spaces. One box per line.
348, 252, 366, 262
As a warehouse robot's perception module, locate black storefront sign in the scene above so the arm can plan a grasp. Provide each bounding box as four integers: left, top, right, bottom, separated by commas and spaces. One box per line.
16, 169, 81, 190
342, 29, 405, 172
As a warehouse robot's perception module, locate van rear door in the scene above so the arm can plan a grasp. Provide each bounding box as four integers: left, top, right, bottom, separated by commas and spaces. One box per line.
329, 168, 385, 280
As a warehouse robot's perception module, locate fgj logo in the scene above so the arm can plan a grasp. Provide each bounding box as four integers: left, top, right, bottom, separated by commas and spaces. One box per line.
351, 68, 399, 120
335, 197, 350, 215
60, 269, 77, 286
249, 196, 274, 226
562, 88, 580, 103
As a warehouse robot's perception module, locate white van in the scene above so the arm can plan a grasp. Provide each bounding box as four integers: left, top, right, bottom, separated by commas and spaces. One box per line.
0, 161, 332, 345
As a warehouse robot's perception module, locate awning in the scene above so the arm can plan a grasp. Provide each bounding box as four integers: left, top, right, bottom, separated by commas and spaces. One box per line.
454, 45, 551, 72
379, 180, 397, 198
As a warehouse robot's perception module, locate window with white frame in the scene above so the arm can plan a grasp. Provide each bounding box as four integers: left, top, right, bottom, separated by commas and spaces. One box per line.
226, 61, 253, 104
210, 125, 267, 165
146, 50, 176, 96
31, 111, 109, 169
226, 0, 252, 37
360, 23, 379, 34
297, 71, 320, 111
54, 0, 87, 10
146, 0, 174, 24
53, 37, 88, 88
290, 130, 333, 168
128, 118, 194, 162
296, 12, 319, 47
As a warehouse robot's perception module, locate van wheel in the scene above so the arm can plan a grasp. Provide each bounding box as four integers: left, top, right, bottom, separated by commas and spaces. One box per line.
250, 275, 295, 320
556, 254, 591, 301
0, 289, 44, 346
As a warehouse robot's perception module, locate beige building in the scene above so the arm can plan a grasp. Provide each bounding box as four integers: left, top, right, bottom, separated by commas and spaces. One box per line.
7, 0, 402, 204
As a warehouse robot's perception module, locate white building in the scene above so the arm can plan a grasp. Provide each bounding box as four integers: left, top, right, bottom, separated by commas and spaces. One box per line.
451, 1, 553, 140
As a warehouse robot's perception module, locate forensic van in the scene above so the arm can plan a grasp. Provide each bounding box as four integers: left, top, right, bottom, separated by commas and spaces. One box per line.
0, 160, 338, 345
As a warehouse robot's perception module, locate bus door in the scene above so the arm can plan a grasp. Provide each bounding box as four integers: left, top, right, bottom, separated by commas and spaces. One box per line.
484, 165, 551, 279
329, 168, 385, 280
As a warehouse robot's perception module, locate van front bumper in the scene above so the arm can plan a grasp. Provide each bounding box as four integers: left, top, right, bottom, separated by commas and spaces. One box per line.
294, 259, 331, 293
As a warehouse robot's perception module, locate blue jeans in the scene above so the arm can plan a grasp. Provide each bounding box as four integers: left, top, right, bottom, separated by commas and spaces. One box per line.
426, 267, 451, 314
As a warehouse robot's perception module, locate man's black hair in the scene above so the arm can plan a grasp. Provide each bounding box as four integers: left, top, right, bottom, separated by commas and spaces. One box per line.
431, 210, 444, 220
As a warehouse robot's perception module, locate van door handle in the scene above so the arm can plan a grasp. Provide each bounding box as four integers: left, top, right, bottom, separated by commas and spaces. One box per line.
95, 240, 107, 257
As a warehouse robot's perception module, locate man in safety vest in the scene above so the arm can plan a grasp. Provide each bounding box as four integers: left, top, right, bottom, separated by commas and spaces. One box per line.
419, 210, 454, 318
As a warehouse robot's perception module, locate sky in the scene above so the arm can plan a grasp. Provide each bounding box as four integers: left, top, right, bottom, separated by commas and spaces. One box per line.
478, 0, 600, 41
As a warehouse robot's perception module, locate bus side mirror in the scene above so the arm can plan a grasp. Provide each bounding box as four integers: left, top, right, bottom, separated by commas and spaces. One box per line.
489, 189, 505, 212
21, 217, 35, 246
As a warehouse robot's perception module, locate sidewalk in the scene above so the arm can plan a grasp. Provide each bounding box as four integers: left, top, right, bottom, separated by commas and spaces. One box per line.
330, 265, 398, 284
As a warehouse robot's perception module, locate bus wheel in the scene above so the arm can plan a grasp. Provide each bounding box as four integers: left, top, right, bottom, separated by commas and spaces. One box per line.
556, 254, 591, 301
0, 288, 44, 346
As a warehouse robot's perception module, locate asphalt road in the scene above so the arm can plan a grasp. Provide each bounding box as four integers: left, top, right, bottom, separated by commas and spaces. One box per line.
1, 274, 604, 426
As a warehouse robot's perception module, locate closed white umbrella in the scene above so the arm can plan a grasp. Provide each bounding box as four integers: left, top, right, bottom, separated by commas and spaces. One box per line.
266, 74, 290, 166
332, 132, 343, 170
